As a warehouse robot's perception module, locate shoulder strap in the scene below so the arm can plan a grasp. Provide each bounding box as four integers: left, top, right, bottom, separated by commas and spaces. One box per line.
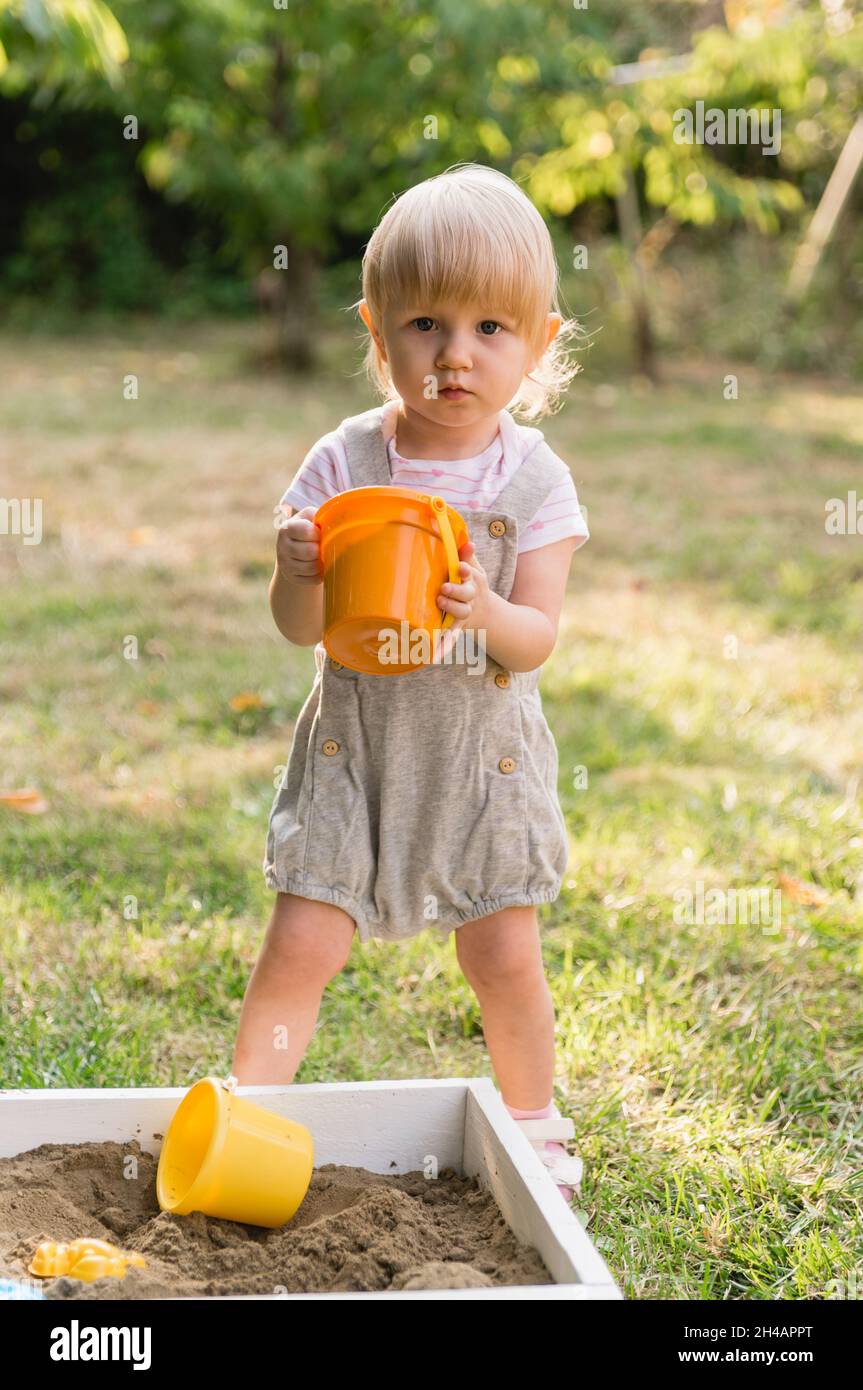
339, 405, 392, 488
490, 441, 571, 531
338, 406, 570, 532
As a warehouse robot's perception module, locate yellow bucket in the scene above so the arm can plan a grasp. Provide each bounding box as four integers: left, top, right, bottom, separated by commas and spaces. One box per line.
156, 1076, 313, 1229
315, 486, 469, 675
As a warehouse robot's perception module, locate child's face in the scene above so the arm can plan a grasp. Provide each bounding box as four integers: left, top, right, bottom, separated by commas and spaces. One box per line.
359, 297, 560, 425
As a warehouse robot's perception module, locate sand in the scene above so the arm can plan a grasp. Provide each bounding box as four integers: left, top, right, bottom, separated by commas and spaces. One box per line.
0, 1140, 553, 1297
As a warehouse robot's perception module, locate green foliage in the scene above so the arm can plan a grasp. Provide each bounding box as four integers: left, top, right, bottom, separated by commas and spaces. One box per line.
5, 169, 168, 310
524, 6, 861, 232
0, 1, 860, 354
0, 0, 128, 97
0, 95, 250, 316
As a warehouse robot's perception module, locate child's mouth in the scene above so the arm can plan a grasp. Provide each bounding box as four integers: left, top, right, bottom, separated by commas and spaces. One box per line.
440, 388, 470, 401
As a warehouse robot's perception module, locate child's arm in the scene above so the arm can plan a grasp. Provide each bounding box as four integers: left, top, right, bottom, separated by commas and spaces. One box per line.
269, 564, 324, 646
270, 505, 325, 646
438, 536, 581, 672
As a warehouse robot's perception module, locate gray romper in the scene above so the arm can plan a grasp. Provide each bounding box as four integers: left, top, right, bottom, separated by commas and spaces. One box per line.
263, 403, 571, 944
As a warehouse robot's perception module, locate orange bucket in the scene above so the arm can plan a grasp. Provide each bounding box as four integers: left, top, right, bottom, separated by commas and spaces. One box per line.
315, 486, 469, 675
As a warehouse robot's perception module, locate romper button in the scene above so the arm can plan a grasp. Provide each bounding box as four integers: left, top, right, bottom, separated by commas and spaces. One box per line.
489, 519, 507, 538
332, 661, 343, 671
499, 756, 516, 773
494, 672, 510, 688
322, 739, 340, 756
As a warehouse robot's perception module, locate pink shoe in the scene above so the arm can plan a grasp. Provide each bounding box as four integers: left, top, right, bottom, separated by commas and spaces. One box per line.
507, 1111, 584, 1203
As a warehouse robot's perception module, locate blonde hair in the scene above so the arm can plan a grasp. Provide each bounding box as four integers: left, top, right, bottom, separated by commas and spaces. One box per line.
351, 162, 582, 421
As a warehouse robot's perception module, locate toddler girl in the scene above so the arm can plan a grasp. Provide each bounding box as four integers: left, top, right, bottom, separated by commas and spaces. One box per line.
233, 163, 590, 1202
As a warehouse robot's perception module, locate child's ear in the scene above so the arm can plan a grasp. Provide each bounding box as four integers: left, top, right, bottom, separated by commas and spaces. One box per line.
358, 300, 387, 362
527, 313, 561, 374
544, 312, 562, 351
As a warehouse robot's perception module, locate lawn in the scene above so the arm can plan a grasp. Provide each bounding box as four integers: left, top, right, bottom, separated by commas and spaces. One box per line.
1, 316, 862, 1299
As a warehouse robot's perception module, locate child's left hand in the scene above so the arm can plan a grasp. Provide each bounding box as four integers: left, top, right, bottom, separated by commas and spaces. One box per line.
432, 540, 491, 662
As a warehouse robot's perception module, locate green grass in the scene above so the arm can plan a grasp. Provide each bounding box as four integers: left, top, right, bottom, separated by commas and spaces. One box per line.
1, 316, 862, 1299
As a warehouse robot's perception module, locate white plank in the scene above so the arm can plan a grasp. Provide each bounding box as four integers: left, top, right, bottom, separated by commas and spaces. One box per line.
0, 1078, 468, 1171
463, 1083, 618, 1289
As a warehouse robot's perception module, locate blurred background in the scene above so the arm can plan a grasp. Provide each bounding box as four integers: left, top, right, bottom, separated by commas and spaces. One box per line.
0, 0, 860, 375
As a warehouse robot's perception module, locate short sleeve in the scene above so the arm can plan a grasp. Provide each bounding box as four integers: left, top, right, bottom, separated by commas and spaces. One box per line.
275, 430, 351, 518
518, 469, 590, 555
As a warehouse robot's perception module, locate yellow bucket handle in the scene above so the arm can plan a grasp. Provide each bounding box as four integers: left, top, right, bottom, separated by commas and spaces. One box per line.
430, 496, 461, 632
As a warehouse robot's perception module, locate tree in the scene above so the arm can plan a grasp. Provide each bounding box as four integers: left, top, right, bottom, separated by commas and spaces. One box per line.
518, 1, 862, 374
103, 0, 582, 369
2, 0, 860, 374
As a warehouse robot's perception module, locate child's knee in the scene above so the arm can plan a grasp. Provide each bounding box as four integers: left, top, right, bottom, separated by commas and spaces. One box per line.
266, 893, 355, 981
456, 916, 545, 995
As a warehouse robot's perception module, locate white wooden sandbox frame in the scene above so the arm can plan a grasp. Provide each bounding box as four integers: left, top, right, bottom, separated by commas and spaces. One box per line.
0, 1076, 622, 1301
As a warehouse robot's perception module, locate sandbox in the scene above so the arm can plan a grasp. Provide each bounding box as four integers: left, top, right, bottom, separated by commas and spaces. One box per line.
0, 1077, 622, 1300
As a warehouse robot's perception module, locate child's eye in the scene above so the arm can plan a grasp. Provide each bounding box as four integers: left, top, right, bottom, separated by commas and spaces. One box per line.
411, 317, 503, 335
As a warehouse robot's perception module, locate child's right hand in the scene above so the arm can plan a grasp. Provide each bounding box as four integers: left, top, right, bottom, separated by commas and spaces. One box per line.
275, 504, 322, 584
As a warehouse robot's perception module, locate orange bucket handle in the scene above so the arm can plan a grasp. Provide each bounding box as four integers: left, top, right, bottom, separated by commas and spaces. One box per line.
430, 496, 461, 632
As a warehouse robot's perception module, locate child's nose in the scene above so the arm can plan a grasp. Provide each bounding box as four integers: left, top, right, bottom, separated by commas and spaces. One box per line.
435, 334, 473, 369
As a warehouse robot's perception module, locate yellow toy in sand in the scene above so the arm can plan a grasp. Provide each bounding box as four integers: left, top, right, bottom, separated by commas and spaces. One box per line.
156, 1074, 313, 1228
28, 1237, 146, 1283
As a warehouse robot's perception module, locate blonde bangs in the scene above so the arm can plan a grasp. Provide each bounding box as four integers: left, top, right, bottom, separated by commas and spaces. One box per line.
366, 190, 551, 345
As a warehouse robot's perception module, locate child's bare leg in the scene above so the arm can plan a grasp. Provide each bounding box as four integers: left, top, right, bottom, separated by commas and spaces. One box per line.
454, 905, 556, 1109
231, 892, 356, 1085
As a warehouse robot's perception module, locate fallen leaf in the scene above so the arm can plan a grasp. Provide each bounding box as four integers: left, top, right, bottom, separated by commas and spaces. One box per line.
0, 788, 49, 814
778, 874, 829, 906
229, 691, 265, 712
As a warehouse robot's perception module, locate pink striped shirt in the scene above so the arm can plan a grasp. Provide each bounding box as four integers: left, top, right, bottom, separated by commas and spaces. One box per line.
277, 400, 589, 555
